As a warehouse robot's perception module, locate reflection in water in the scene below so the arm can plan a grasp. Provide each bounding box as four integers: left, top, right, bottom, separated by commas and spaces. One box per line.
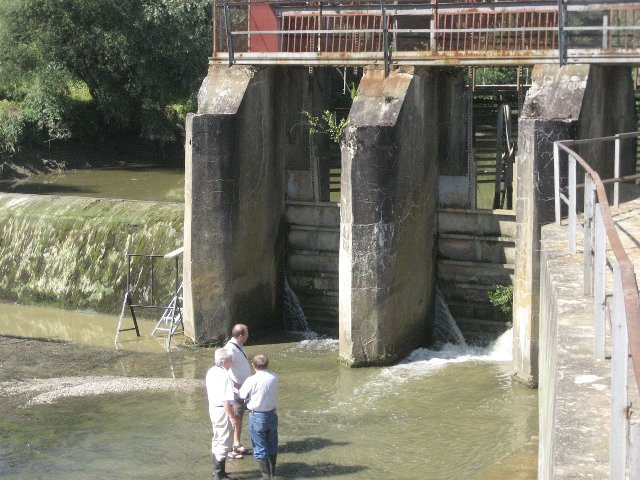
0, 304, 537, 480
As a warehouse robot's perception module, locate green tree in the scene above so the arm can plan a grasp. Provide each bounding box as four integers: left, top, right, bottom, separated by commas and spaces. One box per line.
0, 0, 211, 154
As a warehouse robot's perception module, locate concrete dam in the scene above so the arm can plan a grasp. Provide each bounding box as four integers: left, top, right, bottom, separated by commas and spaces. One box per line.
184, 62, 636, 373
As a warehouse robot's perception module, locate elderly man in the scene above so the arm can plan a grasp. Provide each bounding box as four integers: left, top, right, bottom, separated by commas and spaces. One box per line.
239, 354, 279, 480
224, 323, 252, 458
206, 348, 239, 480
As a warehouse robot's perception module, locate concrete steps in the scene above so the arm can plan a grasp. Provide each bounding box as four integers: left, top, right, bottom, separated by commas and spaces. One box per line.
438, 233, 515, 264
287, 225, 340, 252
285, 202, 340, 334
437, 259, 514, 285
437, 207, 515, 344
287, 249, 338, 273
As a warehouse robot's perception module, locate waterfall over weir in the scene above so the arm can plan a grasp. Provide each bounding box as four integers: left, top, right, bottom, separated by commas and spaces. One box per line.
433, 285, 467, 346
0, 193, 183, 313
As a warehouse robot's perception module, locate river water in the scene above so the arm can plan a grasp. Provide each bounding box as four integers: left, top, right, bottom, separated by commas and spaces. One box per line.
0, 303, 537, 480
0, 167, 536, 479
0, 166, 184, 202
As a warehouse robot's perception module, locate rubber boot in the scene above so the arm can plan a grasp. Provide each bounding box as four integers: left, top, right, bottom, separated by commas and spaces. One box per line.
269, 455, 277, 477
212, 456, 235, 480
257, 458, 272, 479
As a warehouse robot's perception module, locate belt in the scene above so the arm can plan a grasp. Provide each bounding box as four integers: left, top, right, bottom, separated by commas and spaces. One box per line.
252, 409, 275, 413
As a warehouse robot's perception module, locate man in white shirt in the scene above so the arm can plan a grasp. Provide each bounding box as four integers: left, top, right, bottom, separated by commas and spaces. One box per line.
224, 323, 252, 458
206, 348, 239, 480
239, 354, 279, 480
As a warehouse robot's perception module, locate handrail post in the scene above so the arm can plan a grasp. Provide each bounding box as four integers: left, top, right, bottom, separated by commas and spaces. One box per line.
583, 174, 595, 296
557, 0, 566, 65
213, 0, 218, 54
602, 10, 610, 50
554, 142, 561, 224
568, 154, 576, 253
381, 0, 390, 77
224, 4, 235, 66
610, 263, 629, 480
594, 206, 606, 358
614, 134, 620, 207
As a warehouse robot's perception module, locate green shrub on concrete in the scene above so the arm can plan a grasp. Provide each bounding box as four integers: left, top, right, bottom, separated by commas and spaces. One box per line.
489, 284, 513, 314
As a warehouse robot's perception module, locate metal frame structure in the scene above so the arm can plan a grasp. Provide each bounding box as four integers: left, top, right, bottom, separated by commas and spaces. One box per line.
114, 247, 184, 347
553, 132, 640, 477
212, 0, 640, 68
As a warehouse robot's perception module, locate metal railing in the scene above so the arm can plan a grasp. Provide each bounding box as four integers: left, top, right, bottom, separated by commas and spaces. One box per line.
553, 132, 640, 478
212, 0, 640, 67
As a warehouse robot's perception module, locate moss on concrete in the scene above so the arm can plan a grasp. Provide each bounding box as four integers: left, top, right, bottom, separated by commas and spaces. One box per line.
0, 193, 183, 314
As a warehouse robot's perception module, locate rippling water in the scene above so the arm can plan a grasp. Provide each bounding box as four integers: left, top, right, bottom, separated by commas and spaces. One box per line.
0, 305, 537, 480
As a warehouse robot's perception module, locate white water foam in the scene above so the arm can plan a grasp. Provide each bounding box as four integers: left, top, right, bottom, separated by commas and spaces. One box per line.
284, 337, 338, 354
359, 328, 513, 392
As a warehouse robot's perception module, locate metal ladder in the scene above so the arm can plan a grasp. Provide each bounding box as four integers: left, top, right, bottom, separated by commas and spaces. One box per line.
151, 283, 184, 347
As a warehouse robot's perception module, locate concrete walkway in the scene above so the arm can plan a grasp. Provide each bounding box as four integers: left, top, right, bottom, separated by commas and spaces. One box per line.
538, 196, 640, 478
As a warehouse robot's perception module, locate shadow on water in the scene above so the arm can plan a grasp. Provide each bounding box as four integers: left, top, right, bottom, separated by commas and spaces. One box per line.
0, 182, 95, 195
277, 462, 368, 478
279, 437, 350, 454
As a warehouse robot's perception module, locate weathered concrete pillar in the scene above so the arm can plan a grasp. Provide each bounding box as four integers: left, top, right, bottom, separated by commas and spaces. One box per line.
184, 65, 287, 344
513, 65, 636, 386
339, 67, 439, 366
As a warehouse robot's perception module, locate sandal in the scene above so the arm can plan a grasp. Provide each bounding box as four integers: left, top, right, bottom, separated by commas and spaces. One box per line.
227, 450, 243, 459
233, 444, 248, 455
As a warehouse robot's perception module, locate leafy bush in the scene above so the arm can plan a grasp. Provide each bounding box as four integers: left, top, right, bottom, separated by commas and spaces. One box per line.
0, 102, 25, 154
489, 284, 513, 314
303, 110, 348, 144
0, 0, 212, 153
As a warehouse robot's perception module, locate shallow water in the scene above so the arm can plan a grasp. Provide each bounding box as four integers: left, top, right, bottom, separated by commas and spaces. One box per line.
0, 304, 537, 480
0, 166, 184, 202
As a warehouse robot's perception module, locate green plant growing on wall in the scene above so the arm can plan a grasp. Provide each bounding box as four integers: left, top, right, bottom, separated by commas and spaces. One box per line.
382, 91, 393, 103
302, 110, 348, 144
349, 82, 358, 100
489, 284, 513, 314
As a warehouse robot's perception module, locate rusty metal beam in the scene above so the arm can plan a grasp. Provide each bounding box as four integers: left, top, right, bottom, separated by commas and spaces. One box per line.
210, 48, 640, 66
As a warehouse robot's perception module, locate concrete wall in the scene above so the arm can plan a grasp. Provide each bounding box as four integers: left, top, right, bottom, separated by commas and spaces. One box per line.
513, 64, 636, 385
577, 66, 637, 180
538, 222, 611, 479
339, 67, 439, 366
185, 65, 311, 344
437, 69, 470, 177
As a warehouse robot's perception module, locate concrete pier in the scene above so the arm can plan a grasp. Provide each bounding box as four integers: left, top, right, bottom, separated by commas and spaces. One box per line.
184, 66, 341, 343
339, 67, 439, 366
184, 66, 286, 343
513, 64, 636, 386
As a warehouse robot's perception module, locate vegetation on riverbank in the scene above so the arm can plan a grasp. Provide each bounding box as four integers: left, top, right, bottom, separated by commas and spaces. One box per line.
0, 0, 211, 163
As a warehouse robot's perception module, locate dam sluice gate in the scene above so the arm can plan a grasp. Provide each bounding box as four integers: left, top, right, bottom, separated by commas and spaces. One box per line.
183, 62, 637, 373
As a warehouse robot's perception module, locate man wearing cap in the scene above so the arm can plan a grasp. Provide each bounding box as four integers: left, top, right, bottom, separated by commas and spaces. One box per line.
206, 348, 239, 480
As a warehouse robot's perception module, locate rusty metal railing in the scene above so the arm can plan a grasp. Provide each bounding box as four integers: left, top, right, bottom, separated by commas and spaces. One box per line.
553, 133, 640, 478
211, 0, 640, 67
